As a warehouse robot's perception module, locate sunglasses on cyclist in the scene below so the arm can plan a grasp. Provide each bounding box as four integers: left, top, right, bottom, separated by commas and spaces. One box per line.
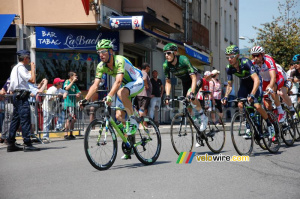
252, 54, 260, 58
226, 54, 237, 59
97, 49, 108, 54
164, 51, 174, 56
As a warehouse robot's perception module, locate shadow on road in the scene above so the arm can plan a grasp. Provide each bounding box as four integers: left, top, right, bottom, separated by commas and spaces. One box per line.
108, 161, 172, 170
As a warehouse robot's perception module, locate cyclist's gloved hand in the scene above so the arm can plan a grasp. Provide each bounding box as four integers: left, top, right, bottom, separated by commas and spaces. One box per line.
221, 97, 228, 104
164, 95, 170, 105
188, 92, 195, 101
247, 94, 255, 103
79, 99, 88, 107
104, 95, 113, 106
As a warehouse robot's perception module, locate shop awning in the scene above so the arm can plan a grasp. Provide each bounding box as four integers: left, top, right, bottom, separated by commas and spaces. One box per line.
184, 43, 210, 65
0, 14, 16, 42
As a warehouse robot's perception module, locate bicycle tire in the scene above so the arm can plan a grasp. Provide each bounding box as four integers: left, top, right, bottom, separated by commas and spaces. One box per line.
281, 108, 296, 146
294, 104, 300, 141
262, 112, 281, 153
230, 112, 254, 155
170, 112, 194, 155
84, 119, 118, 171
133, 117, 161, 165
205, 113, 226, 153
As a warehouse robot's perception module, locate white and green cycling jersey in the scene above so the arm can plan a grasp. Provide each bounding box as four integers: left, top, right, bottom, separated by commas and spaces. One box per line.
95, 55, 144, 109
96, 55, 143, 84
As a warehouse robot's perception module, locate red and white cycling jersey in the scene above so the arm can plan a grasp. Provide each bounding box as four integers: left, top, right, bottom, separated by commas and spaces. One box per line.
276, 63, 287, 81
252, 55, 278, 82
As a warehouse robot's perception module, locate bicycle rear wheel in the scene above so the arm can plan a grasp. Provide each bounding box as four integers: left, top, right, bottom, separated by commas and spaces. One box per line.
262, 112, 281, 153
170, 112, 194, 155
230, 112, 254, 155
84, 119, 118, 171
133, 117, 161, 165
205, 113, 226, 153
294, 104, 300, 141
281, 108, 296, 146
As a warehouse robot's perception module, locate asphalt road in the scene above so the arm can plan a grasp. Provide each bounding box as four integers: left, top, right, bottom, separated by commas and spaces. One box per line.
0, 130, 300, 199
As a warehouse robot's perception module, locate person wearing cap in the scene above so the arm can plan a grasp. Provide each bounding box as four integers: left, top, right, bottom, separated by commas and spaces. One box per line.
210, 69, 223, 124
222, 45, 276, 140
42, 78, 67, 142
163, 43, 208, 131
7, 50, 39, 152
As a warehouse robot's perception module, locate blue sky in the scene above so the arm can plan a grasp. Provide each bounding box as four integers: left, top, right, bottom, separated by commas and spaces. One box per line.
239, 0, 300, 49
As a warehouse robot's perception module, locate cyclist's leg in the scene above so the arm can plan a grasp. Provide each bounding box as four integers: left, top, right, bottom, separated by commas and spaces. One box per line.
278, 86, 295, 113
118, 78, 144, 134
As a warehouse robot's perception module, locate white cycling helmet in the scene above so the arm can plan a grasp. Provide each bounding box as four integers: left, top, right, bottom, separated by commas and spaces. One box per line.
250, 46, 265, 54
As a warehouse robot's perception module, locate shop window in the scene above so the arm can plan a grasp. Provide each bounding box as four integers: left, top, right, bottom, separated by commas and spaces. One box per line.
36, 51, 100, 90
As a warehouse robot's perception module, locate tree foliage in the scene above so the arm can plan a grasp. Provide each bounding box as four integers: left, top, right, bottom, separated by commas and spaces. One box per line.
253, 0, 300, 69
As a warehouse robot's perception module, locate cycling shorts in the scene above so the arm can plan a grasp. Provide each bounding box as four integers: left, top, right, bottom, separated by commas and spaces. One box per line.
262, 73, 285, 91
116, 77, 144, 110
238, 84, 262, 104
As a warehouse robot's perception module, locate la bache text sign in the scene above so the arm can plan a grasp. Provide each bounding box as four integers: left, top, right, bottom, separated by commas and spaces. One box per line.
35, 27, 119, 51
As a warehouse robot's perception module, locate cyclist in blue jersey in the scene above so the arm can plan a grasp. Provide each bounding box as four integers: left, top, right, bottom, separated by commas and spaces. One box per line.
221, 45, 275, 139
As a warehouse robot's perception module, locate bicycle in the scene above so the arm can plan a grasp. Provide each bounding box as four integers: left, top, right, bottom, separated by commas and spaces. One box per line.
83, 100, 161, 171
291, 93, 300, 141
230, 98, 281, 155
264, 93, 296, 146
170, 91, 226, 155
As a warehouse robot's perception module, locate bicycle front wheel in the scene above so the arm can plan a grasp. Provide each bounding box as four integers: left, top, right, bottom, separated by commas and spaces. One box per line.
205, 113, 226, 153
133, 117, 161, 165
170, 112, 194, 155
84, 119, 118, 171
230, 112, 254, 155
262, 112, 281, 153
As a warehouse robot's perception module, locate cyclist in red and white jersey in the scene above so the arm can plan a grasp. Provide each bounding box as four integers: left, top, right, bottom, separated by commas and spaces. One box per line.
251, 46, 293, 122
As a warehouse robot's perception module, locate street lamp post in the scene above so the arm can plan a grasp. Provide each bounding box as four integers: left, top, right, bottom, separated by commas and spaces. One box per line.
239, 36, 254, 43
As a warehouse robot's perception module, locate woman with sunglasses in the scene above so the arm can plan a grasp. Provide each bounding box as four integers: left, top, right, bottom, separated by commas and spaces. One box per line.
222, 45, 276, 140
163, 43, 208, 132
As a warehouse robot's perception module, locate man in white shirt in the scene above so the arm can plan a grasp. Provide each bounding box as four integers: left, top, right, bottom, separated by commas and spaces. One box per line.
7, 50, 39, 152
42, 78, 67, 141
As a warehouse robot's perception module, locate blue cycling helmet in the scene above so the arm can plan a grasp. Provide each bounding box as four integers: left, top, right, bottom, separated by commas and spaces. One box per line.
225, 45, 239, 55
293, 54, 300, 62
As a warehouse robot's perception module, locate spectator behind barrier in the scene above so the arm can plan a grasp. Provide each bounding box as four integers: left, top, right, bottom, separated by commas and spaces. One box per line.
63, 72, 81, 140
42, 78, 67, 142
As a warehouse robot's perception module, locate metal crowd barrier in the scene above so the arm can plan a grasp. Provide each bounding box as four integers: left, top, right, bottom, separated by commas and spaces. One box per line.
35, 93, 86, 138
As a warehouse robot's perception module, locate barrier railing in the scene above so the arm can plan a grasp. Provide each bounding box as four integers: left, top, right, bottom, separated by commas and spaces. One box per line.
35, 93, 86, 138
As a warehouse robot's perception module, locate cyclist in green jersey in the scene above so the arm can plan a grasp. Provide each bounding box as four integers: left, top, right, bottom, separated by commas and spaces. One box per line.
163, 43, 208, 131
80, 39, 144, 159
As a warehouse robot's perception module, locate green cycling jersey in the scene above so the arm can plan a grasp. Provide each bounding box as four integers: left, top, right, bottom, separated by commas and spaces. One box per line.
96, 55, 142, 84
163, 55, 198, 81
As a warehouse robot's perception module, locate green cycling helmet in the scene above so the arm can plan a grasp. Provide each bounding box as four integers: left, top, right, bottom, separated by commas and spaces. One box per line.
163, 43, 178, 52
96, 39, 113, 50
225, 45, 239, 55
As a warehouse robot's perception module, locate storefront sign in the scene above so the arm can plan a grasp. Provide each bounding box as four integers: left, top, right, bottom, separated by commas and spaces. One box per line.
110, 16, 144, 30
35, 27, 119, 51
184, 44, 210, 64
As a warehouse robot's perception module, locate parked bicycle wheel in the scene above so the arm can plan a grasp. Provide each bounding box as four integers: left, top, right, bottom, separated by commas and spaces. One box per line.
170, 112, 194, 155
281, 108, 296, 146
205, 115, 226, 153
230, 112, 254, 155
133, 117, 161, 165
84, 119, 118, 171
262, 112, 281, 153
